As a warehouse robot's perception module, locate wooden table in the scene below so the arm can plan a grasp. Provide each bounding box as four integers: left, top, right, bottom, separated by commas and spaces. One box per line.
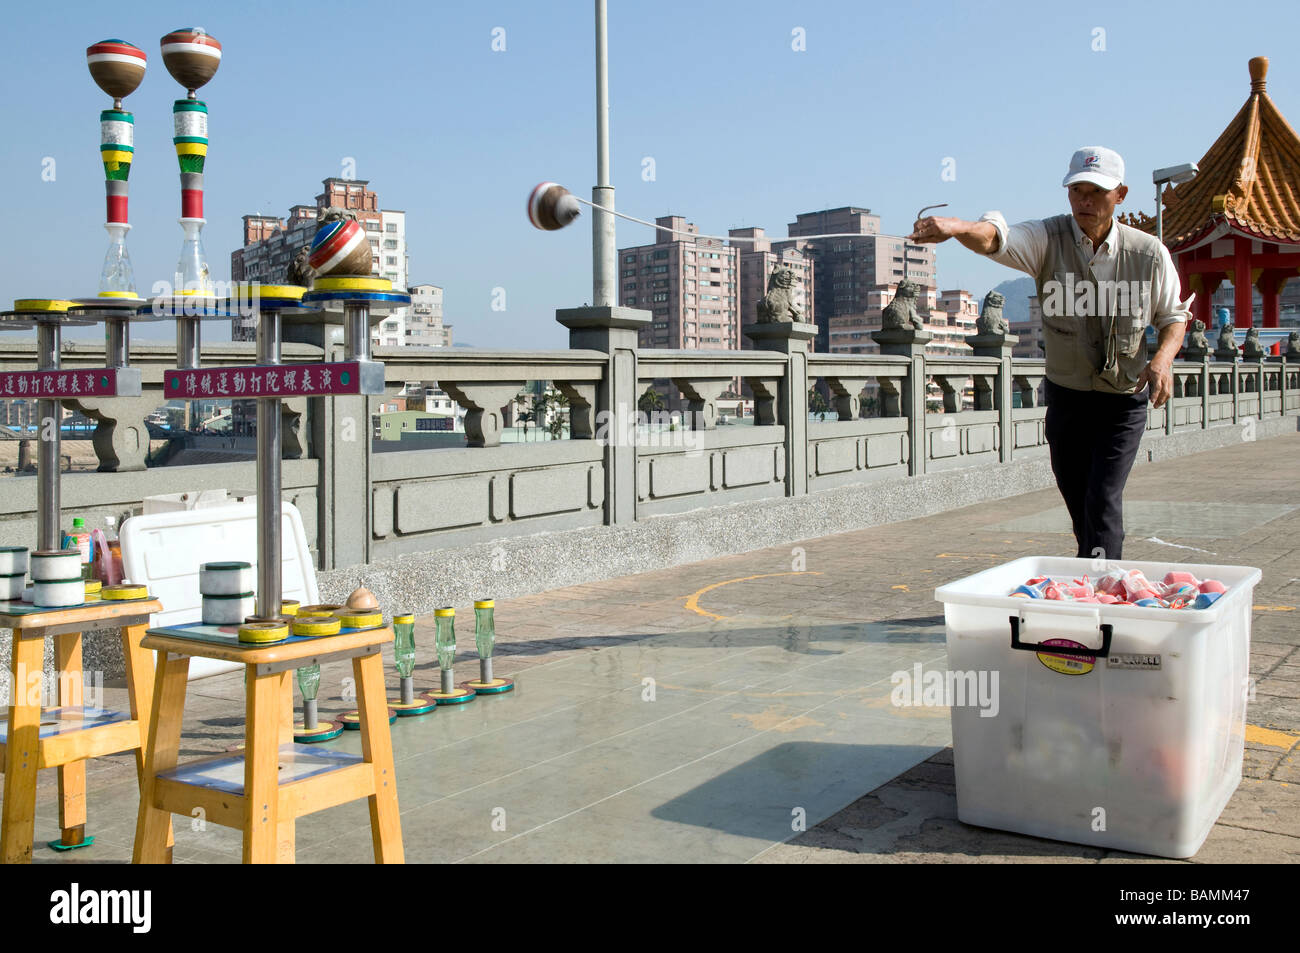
1, 597, 165, 864
133, 622, 404, 864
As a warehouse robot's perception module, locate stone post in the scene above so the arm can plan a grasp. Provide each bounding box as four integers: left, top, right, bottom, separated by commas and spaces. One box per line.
73, 395, 158, 472
556, 305, 651, 525
873, 326, 933, 476
287, 322, 363, 571
743, 321, 816, 497
965, 331, 1018, 463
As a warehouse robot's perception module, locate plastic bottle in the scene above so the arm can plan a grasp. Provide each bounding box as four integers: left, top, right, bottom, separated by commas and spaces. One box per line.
92, 518, 123, 586
65, 517, 92, 563
105, 516, 124, 581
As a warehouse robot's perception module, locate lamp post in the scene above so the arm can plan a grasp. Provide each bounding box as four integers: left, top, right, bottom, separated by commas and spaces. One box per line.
593, 0, 615, 307
1152, 162, 1198, 246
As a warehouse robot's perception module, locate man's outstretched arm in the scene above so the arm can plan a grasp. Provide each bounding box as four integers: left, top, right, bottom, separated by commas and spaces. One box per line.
909, 216, 1001, 254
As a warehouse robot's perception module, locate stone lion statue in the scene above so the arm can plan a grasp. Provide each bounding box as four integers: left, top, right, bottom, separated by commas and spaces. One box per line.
285, 245, 314, 286
881, 279, 925, 331
1243, 327, 1265, 358
1216, 322, 1238, 353
756, 266, 802, 323
1185, 318, 1209, 351
975, 290, 1009, 335
1287, 330, 1299, 357
317, 207, 359, 225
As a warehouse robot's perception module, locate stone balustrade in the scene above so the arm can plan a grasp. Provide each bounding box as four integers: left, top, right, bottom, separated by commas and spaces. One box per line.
1, 310, 1298, 576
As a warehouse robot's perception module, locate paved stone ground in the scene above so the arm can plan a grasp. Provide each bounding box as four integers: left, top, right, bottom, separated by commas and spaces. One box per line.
755, 429, 1300, 864
8, 430, 1298, 863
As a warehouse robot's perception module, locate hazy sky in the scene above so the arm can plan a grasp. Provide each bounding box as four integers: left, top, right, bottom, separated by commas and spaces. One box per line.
1, 0, 1293, 346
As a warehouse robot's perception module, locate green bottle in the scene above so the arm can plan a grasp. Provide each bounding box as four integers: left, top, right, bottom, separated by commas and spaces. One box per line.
474, 600, 495, 684
393, 613, 416, 704
297, 664, 321, 729
435, 607, 456, 694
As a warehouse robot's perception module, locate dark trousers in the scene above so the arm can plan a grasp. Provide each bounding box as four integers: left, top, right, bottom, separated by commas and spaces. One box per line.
1043, 379, 1149, 561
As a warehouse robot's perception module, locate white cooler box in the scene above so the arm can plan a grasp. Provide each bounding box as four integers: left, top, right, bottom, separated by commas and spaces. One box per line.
934, 555, 1261, 858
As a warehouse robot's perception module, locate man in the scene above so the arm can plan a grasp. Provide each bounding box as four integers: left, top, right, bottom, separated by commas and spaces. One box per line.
910, 146, 1190, 561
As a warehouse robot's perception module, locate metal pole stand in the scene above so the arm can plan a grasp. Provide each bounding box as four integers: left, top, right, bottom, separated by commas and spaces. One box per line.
297, 278, 411, 727
0, 297, 148, 853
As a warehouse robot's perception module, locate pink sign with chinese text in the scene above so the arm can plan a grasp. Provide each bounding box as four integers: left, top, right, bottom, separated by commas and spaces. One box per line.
0, 369, 125, 399
163, 362, 368, 399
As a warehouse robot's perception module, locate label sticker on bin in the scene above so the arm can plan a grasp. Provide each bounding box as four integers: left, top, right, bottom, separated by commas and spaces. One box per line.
1036, 638, 1096, 676
1107, 653, 1162, 671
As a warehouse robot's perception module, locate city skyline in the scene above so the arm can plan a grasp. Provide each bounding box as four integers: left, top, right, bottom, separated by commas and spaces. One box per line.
1, 0, 1295, 347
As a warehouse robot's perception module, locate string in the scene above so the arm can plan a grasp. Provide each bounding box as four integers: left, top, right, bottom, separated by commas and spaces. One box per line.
569, 196, 917, 246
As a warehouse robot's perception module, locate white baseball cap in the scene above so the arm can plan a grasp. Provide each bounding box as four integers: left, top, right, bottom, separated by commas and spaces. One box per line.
1062, 146, 1125, 190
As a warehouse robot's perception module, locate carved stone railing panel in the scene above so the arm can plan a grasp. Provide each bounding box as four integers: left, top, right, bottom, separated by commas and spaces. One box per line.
437, 381, 526, 448
71, 393, 160, 473
744, 376, 780, 425
821, 376, 869, 421
553, 380, 597, 439
670, 376, 731, 430
930, 375, 963, 415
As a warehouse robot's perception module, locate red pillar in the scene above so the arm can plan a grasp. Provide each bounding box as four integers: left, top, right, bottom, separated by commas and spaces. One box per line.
1233, 236, 1253, 328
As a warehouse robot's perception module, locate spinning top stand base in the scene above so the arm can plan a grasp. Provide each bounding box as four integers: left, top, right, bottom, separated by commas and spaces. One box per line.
424, 667, 476, 704
341, 708, 397, 729
461, 678, 514, 695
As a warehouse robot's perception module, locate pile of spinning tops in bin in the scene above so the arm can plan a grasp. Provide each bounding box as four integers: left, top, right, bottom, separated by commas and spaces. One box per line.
1010, 567, 1227, 609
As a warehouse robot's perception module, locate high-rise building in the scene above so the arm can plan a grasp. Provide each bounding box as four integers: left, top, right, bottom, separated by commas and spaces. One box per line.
405, 283, 453, 347
619, 216, 740, 350
231, 178, 408, 343
774, 206, 938, 354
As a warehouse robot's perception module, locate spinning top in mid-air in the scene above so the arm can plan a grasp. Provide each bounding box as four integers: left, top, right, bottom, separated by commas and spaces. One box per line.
86, 39, 147, 103
528, 182, 582, 231
160, 28, 222, 96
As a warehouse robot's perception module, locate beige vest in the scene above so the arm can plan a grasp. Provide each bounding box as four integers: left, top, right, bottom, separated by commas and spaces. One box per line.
1034, 214, 1163, 394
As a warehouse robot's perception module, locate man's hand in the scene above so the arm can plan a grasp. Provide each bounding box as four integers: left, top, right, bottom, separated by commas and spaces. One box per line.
1138, 322, 1187, 408
1135, 355, 1174, 408
909, 216, 961, 244
909, 216, 1000, 254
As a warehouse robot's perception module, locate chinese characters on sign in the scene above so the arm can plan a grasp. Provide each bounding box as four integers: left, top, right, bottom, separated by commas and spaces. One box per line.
0, 369, 120, 398
163, 362, 364, 399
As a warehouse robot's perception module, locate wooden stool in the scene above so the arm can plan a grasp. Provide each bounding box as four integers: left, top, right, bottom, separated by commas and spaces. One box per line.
133, 622, 403, 864
1, 598, 169, 864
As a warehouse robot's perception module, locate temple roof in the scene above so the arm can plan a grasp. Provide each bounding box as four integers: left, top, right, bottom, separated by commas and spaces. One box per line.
1123, 57, 1300, 250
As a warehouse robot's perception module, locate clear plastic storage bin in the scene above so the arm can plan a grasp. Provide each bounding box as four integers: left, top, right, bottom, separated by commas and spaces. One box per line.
934, 556, 1261, 858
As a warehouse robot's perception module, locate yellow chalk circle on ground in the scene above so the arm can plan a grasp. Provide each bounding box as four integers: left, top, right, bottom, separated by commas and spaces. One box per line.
238, 622, 289, 643
102, 584, 148, 600
293, 617, 341, 637
336, 611, 383, 628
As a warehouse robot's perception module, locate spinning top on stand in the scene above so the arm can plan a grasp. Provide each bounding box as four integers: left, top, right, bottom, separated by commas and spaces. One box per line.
160, 28, 222, 298
86, 39, 147, 298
